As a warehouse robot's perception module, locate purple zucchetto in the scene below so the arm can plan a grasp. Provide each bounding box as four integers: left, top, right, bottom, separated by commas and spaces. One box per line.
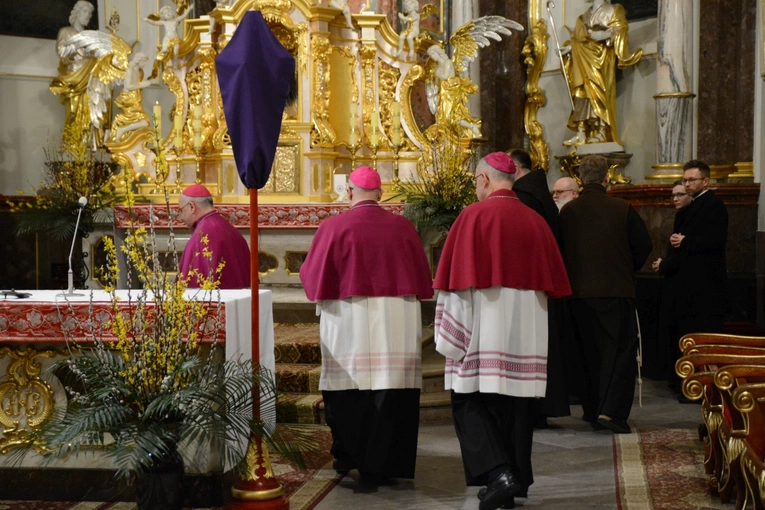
485, 152, 517, 174
349, 166, 382, 190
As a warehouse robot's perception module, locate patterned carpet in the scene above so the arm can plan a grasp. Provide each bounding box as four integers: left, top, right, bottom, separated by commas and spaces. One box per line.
615, 427, 727, 510
0, 425, 340, 510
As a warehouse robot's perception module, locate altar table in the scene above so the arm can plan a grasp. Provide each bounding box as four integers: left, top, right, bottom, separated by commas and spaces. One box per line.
0, 289, 274, 471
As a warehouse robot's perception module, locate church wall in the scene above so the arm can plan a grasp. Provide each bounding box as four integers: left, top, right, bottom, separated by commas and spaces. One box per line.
0, 35, 61, 196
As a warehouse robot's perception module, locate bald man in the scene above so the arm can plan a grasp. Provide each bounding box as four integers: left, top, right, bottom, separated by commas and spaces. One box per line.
177, 184, 251, 289
552, 177, 579, 210
434, 152, 571, 510
300, 166, 433, 486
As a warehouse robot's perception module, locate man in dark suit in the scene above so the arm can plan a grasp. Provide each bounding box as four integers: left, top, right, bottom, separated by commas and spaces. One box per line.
559, 155, 652, 434
508, 149, 568, 426
672, 160, 729, 354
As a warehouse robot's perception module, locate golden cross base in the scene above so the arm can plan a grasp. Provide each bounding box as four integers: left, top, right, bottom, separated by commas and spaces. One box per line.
226, 435, 288, 510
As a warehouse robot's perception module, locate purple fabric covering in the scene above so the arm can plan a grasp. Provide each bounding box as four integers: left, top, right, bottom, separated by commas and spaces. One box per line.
215, 11, 296, 189
299, 202, 434, 301
179, 211, 251, 289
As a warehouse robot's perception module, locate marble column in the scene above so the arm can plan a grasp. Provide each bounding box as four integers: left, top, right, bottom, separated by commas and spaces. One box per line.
451, 0, 481, 120
647, 0, 694, 181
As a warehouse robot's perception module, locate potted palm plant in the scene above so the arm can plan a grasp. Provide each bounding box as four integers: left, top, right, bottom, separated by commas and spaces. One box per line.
12, 182, 311, 510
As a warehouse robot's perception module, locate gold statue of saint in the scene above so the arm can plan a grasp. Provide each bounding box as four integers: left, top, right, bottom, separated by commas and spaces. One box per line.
50, 1, 97, 134
560, 0, 642, 146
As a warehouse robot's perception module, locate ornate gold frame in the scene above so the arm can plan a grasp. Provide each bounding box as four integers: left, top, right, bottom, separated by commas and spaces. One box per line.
523, 0, 551, 171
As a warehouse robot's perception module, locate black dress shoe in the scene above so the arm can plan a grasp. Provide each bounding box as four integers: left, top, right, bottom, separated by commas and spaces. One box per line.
477, 488, 515, 509
597, 417, 632, 434
478, 470, 521, 510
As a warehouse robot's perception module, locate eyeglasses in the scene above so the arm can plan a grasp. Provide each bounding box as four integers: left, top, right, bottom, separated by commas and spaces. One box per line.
551, 189, 577, 196
472, 173, 487, 184
681, 177, 704, 184
671, 192, 688, 198
173, 202, 191, 218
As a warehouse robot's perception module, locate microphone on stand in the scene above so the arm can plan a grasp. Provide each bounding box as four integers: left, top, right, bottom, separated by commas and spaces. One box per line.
58, 197, 88, 297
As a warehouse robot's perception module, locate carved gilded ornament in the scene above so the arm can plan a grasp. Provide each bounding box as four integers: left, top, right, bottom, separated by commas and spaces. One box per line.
359, 45, 378, 146
262, 144, 300, 193
400, 64, 427, 147
253, 0, 293, 24
522, 19, 550, 172
377, 60, 401, 151
186, 47, 219, 153
0, 347, 56, 454
310, 35, 336, 148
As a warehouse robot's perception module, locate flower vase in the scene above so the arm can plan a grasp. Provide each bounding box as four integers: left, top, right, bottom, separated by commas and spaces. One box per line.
135, 449, 185, 510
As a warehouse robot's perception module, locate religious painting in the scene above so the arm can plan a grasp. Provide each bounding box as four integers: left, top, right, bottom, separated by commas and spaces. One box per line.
619, 0, 658, 21
0, 0, 98, 39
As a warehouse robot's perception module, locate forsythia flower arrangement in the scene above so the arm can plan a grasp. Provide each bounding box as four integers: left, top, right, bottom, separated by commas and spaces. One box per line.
15, 184, 312, 480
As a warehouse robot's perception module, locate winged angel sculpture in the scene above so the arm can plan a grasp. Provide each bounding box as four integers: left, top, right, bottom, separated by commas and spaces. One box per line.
53, 29, 132, 146
424, 16, 523, 141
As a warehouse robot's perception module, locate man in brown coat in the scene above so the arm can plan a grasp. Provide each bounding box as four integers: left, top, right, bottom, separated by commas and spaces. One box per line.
559, 155, 652, 434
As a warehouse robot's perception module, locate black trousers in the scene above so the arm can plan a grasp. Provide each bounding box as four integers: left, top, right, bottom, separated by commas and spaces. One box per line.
451, 391, 535, 490
536, 298, 571, 417
322, 388, 420, 479
569, 297, 638, 421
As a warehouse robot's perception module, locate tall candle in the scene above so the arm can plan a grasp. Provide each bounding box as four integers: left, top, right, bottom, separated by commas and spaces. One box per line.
193, 105, 202, 149
391, 101, 401, 146
174, 112, 183, 148
153, 102, 162, 137
349, 111, 359, 147
370, 111, 379, 146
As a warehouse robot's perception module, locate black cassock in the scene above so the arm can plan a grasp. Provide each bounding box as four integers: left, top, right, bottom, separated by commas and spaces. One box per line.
323, 388, 420, 479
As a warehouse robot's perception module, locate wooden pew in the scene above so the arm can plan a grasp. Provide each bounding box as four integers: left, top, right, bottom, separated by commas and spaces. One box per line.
676, 346, 765, 503
732, 380, 765, 510
713, 365, 765, 510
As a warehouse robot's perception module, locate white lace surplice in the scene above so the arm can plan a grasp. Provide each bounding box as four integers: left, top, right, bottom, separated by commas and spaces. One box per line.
317, 296, 423, 391
434, 286, 548, 398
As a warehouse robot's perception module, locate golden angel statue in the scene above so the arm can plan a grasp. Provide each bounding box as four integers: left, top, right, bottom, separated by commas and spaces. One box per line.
50, 2, 133, 147
424, 16, 523, 141
559, 0, 642, 147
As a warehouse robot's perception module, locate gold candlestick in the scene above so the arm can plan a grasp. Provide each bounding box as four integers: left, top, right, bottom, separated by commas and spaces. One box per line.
392, 141, 402, 185
349, 140, 361, 169
194, 148, 202, 184
172, 146, 184, 193
370, 142, 379, 171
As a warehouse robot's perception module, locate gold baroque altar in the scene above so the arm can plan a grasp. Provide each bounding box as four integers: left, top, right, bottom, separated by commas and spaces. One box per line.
104, 0, 449, 203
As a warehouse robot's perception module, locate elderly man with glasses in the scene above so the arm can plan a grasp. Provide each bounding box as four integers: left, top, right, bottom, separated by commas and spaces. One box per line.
176, 184, 251, 289
434, 152, 571, 510
551, 177, 580, 210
